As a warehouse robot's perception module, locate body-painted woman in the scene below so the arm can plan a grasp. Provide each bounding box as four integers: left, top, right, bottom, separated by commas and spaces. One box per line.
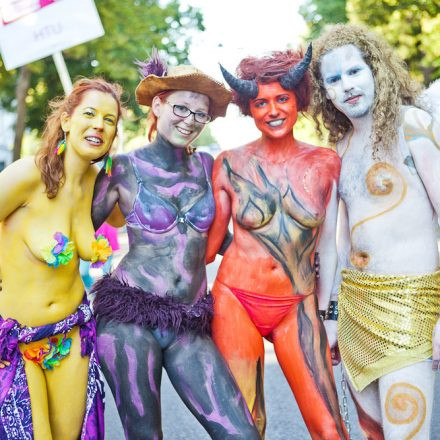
0, 78, 123, 440
207, 47, 347, 439
91, 52, 260, 439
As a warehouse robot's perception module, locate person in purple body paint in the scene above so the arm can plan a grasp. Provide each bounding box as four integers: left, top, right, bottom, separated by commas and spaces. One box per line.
91, 50, 260, 439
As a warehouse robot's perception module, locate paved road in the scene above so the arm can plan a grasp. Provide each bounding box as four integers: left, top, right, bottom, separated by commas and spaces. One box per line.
100, 237, 440, 439
104, 346, 440, 439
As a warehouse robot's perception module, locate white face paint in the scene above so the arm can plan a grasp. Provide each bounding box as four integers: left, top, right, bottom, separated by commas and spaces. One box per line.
320, 44, 375, 120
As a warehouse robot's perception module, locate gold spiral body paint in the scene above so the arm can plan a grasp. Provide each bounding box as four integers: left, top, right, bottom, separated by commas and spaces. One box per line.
350, 162, 407, 269
385, 382, 426, 439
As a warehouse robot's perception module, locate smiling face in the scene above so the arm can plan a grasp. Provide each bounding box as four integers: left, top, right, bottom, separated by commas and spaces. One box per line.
62, 90, 118, 161
320, 44, 375, 120
249, 82, 298, 139
153, 90, 210, 148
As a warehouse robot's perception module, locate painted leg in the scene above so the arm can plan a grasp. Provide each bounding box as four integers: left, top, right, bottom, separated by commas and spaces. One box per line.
379, 360, 435, 439
272, 294, 347, 439
97, 319, 163, 440
212, 280, 266, 436
164, 332, 261, 439
345, 365, 384, 440
45, 327, 89, 440
21, 355, 53, 440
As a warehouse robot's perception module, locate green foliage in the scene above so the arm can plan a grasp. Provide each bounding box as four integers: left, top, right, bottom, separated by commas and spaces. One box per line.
299, 0, 347, 39
300, 0, 440, 85
349, 0, 440, 84
0, 0, 204, 133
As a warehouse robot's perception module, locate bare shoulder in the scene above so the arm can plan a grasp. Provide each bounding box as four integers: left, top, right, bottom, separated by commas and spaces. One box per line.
298, 141, 340, 172
402, 105, 433, 127
2, 156, 40, 186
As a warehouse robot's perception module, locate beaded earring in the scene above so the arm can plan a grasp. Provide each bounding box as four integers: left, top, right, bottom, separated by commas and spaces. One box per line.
54, 133, 66, 155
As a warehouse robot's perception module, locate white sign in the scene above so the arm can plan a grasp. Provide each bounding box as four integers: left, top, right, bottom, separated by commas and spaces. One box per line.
0, 0, 104, 70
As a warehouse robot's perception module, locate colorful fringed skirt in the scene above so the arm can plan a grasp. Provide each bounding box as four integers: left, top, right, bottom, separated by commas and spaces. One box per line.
0, 298, 105, 439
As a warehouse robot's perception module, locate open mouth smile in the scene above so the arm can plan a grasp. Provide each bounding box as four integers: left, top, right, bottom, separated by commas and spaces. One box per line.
85, 136, 103, 146
266, 119, 285, 127
176, 126, 193, 136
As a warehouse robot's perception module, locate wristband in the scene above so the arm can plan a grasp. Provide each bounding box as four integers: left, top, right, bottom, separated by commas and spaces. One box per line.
325, 300, 339, 321
319, 309, 326, 321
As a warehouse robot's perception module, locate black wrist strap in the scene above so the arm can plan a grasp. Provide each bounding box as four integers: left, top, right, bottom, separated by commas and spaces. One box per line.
325, 300, 339, 321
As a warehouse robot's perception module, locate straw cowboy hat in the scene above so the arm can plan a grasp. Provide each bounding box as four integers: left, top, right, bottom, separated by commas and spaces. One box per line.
135, 64, 232, 120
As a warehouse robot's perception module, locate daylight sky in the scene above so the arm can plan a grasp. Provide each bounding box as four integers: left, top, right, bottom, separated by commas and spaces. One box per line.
181, 0, 308, 149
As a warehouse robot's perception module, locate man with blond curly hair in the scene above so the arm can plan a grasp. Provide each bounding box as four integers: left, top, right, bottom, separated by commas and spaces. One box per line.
310, 24, 440, 439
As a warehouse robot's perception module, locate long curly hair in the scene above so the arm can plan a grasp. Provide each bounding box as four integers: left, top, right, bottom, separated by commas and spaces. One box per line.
234, 48, 311, 116
36, 78, 123, 199
310, 24, 420, 156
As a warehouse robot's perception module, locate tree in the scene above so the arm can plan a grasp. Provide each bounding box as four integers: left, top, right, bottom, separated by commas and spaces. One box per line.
299, 0, 347, 40
0, 0, 204, 158
349, 0, 440, 85
299, 0, 440, 85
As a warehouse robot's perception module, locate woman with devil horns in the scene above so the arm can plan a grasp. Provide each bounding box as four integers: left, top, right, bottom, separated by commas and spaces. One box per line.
206, 46, 348, 439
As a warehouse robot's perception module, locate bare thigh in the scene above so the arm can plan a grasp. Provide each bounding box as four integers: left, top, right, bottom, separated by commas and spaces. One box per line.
379, 360, 435, 440
45, 326, 89, 440
211, 280, 266, 435
345, 366, 384, 440
164, 332, 260, 439
22, 359, 52, 440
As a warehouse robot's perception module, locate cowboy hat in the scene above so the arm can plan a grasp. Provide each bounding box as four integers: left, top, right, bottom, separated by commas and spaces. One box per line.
135, 65, 232, 120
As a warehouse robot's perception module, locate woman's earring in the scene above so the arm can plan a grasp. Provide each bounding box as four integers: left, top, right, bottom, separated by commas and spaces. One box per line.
105, 155, 113, 176
55, 132, 66, 155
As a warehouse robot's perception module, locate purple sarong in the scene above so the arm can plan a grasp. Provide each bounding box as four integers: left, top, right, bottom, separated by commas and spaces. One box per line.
0, 299, 104, 440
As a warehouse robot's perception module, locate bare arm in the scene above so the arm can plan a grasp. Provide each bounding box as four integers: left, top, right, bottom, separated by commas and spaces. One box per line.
316, 181, 339, 310
330, 200, 351, 301
0, 157, 40, 222
206, 152, 232, 264
405, 107, 440, 215
92, 155, 131, 229
404, 107, 440, 369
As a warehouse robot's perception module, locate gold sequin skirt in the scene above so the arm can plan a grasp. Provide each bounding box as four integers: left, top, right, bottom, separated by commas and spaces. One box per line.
338, 268, 440, 392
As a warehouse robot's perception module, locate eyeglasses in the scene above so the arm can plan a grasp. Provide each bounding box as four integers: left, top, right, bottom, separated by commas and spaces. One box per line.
165, 102, 211, 124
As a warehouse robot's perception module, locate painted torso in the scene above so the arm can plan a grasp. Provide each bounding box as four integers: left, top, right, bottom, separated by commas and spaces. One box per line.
338, 107, 439, 274
0, 158, 97, 326
92, 135, 215, 302
216, 141, 340, 295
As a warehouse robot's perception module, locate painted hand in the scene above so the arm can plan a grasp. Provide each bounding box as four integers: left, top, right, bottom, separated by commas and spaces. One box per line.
432, 317, 440, 371
324, 319, 340, 365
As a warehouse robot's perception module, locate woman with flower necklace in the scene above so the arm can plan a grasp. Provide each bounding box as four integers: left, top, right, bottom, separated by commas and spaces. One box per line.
0, 78, 122, 439
91, 51, 259, 439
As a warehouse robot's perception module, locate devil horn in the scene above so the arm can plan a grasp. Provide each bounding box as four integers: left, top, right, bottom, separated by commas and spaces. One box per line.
219, 64, 258, 100
279, 43, 312, 91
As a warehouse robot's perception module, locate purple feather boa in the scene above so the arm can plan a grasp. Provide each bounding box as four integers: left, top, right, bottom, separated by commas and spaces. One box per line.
92, 275, 213, 336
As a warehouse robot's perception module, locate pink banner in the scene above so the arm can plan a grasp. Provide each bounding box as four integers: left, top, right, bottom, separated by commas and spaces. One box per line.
0, 0, 57, 25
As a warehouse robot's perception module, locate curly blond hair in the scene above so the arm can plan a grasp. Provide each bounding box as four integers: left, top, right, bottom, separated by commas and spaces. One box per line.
310, 24, 420, 157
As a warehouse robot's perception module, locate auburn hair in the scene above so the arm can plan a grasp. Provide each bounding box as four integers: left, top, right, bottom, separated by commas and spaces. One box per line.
233, 48, 311, 116
36, 78, 123, 198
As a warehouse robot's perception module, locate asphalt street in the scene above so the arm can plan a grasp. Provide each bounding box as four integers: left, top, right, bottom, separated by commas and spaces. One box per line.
103, 346, 440, 439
